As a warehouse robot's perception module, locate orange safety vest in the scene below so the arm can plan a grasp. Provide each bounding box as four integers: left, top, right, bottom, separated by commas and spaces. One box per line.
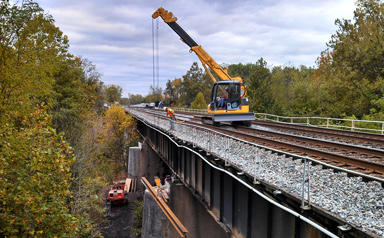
166, 108, 175, 119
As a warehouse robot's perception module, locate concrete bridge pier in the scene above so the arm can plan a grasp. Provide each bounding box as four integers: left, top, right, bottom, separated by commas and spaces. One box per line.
128, 140, 229, 238
128, 140, 169, 180
141, 189, 170, 238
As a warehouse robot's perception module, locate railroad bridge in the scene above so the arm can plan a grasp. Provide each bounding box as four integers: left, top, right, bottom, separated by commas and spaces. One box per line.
127, 107, 384, 238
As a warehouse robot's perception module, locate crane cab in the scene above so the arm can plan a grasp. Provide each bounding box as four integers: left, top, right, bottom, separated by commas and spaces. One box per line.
204, 81, 255, 126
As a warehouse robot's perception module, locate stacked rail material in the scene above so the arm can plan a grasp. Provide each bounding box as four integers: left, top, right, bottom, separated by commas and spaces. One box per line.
141, 177, 188, 238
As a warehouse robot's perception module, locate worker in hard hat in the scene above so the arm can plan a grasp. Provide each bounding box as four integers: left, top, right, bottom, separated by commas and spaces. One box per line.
164, 107, 175, 120
164, 107, 175, 130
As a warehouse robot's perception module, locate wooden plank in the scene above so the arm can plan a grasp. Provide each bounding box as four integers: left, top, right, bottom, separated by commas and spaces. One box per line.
125, 178, 132, 193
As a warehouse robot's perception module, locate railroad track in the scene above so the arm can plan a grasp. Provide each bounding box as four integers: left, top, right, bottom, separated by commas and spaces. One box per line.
175, 109, 384, 149
138, 108, 384, 179
250, 120, 384, 150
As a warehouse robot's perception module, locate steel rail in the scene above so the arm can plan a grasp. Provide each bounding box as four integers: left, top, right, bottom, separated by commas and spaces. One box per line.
171, 107, 384, 139
234, 125, 384, 162
146, 109, 384, 177
187, 120, 384, 177
251, 120, 384, 144
235, 123, 384, 158
133, 113, 340, 238
131, 108, 384, 183
141, 177, 188, 238
144, 108, 384, 177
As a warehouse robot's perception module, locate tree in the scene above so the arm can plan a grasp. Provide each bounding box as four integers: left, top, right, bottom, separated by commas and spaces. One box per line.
246, 58, 274, 112
52, 58, 89, 144
323, 0, 384, 117
191, 92, 207, 109
104, 105, 138, 170
179, 62, 205, 106
268, 65, 317, 116
201, 73, 214, 105
228, 63, 256, 85
105, 85, 122, 104
119, 97, 129, 105
329, 0, 384, 82
164, 78, 182, 105
0, 1, 69, 125
81, 58, 104, 114
0, 2, 107, 235
127, 93, 144, 105
70, 116, 111, 236
0, 108, 89, 236
0, 1, 142, 236
144, 86, 162, 103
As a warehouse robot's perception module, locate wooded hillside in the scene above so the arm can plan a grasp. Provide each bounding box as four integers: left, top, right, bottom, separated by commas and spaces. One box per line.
0, 1, 137, 236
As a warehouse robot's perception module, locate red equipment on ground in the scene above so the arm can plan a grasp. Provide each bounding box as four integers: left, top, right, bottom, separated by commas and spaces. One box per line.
107, 178, 132, 205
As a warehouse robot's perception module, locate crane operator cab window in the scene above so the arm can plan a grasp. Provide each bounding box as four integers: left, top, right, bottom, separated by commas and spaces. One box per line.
211, 82, 241, 111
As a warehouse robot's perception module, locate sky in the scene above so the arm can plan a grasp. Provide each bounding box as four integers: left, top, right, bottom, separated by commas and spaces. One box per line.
35, 0, 356, 97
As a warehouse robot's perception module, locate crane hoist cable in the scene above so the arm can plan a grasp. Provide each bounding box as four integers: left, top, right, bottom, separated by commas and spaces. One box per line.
156, 18, 160, 89
152, 18, 155, 87
152, 17, 160, 89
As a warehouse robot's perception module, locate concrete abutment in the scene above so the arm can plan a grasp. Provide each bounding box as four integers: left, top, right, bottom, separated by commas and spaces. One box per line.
129, 140, 227, 238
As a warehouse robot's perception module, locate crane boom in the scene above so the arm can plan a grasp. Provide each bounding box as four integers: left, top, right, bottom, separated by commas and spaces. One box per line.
152, 7, 254, 126
152, 7, 243, 84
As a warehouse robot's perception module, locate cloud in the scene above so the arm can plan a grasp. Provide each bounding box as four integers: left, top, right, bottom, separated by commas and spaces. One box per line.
36, 0, 356, 96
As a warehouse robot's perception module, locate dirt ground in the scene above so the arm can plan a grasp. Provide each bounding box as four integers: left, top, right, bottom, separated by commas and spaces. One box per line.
101, 193, 143, 238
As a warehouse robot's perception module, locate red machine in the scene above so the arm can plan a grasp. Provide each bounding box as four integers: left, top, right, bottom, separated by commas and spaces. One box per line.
107, 179, 131, 205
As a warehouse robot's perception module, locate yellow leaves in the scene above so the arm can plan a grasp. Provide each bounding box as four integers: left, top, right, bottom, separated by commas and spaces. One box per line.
0, 2, 103, 236
104, 105, 133, 134
0, 108, 84, 236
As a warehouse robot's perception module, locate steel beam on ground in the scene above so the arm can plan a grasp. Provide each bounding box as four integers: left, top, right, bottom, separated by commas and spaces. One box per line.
141, 177, 188, 238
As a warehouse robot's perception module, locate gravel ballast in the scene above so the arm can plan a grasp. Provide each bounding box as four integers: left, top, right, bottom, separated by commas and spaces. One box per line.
131, 110, 384, 237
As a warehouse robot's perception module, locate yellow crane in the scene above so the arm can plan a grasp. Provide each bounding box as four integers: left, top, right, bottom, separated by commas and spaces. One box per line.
152, 7, 254, 126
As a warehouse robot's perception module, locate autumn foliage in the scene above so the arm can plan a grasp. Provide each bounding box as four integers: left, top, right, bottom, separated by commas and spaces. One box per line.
0, 1, 138, 236
0, 108, 90, 236
104, 105, 138, 169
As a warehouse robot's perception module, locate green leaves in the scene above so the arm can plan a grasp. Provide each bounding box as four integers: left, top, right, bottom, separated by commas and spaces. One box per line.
0, 108, 89, 236
321, 0, 384, 118
191, 92, 207, 109
0, 1, 69, 125
0, 1, 106, 236
103, 105, 138, 166
180, 62, 205, 106
105, 84, 122, 104
163, 62, 213, 107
